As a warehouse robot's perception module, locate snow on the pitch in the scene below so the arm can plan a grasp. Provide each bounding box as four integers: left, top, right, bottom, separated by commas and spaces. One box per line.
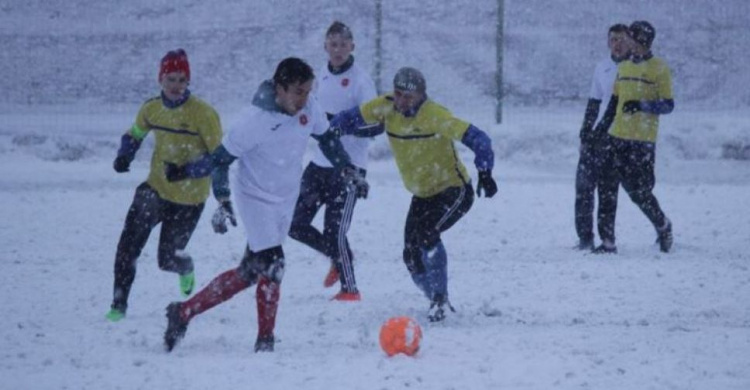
0, 106, 748, 390
1, 0, 750, 388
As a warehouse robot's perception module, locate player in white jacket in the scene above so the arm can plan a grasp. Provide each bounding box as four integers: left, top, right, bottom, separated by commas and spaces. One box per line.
162, 57, 364, 353
289, 21, 378, 301
574, 23, 630, 251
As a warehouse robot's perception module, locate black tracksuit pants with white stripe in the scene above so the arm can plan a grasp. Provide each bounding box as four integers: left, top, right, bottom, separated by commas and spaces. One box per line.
403, 184, 474, 274
289, 162, 363, 292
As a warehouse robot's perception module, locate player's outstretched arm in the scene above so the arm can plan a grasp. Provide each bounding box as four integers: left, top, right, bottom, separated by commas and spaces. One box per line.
330, 106, 384, 138
162, 144, 235, 182
311, 130, 353, 170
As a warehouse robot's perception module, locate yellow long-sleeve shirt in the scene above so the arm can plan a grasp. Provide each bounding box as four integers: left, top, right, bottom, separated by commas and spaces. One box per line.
129, 95, 222, 205
360, 95, 471, 197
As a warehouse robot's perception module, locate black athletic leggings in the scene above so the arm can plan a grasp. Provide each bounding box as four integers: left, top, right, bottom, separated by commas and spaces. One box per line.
598, 136, 668, 242
111, 182, 204, 311
403, 184, 474, 274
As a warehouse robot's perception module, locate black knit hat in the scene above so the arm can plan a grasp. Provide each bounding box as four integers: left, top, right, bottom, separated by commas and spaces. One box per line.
393, 67, 426, 93
629, 21, 656, 48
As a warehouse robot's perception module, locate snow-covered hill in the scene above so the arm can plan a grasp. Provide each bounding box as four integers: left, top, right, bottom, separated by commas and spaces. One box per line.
3, 0, 749, 110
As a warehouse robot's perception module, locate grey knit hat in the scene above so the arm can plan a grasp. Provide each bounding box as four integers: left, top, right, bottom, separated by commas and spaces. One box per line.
393, 67, 426, 93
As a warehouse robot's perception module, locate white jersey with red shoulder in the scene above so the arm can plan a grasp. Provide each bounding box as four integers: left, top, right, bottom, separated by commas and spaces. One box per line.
311, 58, 377, 169
224, 80, 329, 204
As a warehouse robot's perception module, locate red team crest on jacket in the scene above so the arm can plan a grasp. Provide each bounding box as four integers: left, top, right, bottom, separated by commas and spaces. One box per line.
341, 78, 350, 87
299, 114, 308, 126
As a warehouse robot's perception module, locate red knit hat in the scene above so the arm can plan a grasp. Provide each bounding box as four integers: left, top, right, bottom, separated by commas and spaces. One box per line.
159, 49, 190, 82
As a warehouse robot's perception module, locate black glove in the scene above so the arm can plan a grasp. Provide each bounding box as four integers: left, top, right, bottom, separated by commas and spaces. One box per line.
622, 100, 642, 114
341, 166, 369, 199
353, 177, 369, 199
476, 170, 498, 198
211, 201, 237, 234
164, 162, 187, 182
113, 155, 131, 173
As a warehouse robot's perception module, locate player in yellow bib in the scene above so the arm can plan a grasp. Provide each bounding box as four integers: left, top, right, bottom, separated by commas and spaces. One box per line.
594, 21, 674, 254
330, 67, 498, 321
105, 49, 223, 322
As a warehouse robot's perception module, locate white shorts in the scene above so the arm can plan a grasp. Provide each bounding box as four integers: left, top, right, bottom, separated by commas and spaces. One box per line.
235, 192, 296, 252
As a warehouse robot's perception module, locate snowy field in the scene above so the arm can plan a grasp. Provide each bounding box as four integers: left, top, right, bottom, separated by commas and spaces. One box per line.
1, 106, 749, 390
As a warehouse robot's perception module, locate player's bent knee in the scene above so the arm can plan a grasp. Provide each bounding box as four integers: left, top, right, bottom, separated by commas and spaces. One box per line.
239, 246, 286, 284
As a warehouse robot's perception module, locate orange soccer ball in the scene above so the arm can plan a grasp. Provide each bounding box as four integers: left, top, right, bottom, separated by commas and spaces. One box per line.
379, 316, 422, 357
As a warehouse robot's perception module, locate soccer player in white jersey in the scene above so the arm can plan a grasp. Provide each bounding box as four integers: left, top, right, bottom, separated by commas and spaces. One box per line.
289, 21, 378, 301
574, 23, 630, 251
162, 57, 362, 353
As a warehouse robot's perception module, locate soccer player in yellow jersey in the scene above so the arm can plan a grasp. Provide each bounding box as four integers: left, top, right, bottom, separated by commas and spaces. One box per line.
329, 67, 497, 321
105, 49, 223, 321
594, 21, 674, 254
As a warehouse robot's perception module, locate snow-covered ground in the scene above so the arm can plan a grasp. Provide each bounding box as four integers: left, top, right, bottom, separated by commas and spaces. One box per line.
1, 106, 748, 389
3, 0, 749, 387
